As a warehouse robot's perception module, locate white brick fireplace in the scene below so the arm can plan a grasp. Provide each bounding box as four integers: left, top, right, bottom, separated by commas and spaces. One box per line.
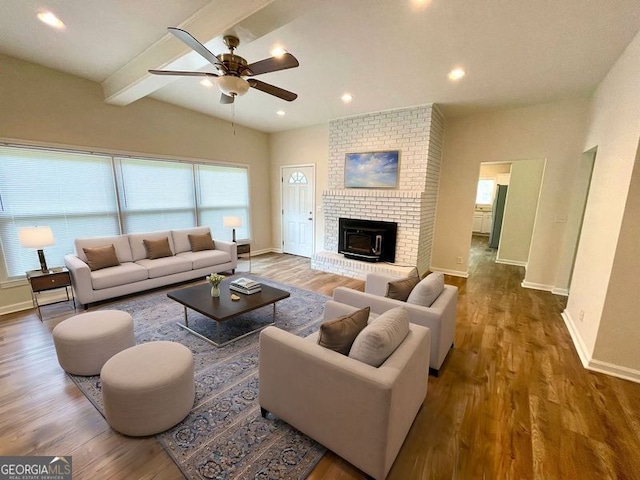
312, 104, 444, 279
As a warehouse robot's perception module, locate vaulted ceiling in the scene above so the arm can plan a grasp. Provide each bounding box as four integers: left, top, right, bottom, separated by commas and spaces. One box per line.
2, 0, 640, 132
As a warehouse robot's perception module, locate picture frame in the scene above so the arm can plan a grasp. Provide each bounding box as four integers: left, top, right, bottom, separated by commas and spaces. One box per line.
344, 150, 400, 188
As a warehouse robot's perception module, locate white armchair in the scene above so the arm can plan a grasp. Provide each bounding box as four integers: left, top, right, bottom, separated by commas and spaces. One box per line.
333, 272, 457, 375
259, 300, 431, 480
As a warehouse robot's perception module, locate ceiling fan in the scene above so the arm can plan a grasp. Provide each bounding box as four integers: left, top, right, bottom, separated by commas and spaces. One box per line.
149, 27, 299, 104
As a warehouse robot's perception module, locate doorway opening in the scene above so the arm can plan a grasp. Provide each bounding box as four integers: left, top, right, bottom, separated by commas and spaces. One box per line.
469, 159, 545, 274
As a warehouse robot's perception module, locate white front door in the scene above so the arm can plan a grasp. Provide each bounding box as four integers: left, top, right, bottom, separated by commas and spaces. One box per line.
282, 165, 314, 257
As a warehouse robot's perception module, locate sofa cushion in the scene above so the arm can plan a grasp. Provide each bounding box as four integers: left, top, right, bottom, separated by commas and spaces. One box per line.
135, 256, 192, 279
83, 244, 121, 271
75, 235, 133, 263
90, 262, 149, 290
128, 231, 174, 261
189, 232, 215, 252
349, 307, 410, 367
172, 226, 211, 254
407, 272, 445, 307
317, 306, 370, 355
176, 250, 231, 270
143, 237, 173, 259
386, 268, 420, 301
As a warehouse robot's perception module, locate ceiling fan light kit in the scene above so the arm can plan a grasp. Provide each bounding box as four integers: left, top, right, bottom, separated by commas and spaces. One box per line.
217, 76, 250, 97
149, 28, 299, 104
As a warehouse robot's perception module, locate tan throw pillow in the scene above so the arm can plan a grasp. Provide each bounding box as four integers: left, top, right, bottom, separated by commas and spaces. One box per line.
188, 232, 215, 252
143, 237, 173, 259
82, 244, 120, 271
406, 272, 445, 307
349, 307, 410, 367
386, 268, 420, 301
317, 306, 370, 355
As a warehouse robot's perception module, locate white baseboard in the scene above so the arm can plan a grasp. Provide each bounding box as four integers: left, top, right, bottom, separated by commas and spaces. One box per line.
251, 247, 281, 256
587, 359, 640, 384
496, 258, 528, 267
561, 309, 640, 384
551, 287, 569, 296
0, 289, 73, 316
561, 309, 591, 367
521, 281, 554, 292
0, 300, 34, 316
522, 281, 568, 296
429, 267, 469, 278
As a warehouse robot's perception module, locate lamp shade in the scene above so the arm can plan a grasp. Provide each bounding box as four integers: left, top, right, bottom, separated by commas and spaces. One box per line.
223, 216, 243, 228
18, 226, 55, 249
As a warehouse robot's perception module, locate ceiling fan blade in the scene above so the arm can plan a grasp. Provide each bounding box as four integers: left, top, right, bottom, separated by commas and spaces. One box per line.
167, 27, 227, 72
245, 53, 299, 76
148, 69, 219, 78
220, 93, 235, 104
248, 79, 297, 101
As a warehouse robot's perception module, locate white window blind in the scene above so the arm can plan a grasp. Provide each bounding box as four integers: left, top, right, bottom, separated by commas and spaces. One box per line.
197, 164, 250, 241
0, 146, 119, 277
115, 158, 196, 233
1, 146, 252, 280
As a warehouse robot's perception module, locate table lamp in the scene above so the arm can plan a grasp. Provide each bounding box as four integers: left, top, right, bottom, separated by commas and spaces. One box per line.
223, 216, 242, 243
19, 226, 55, 272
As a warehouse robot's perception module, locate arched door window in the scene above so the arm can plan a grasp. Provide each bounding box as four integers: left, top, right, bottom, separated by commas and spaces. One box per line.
288, 171, 308, 184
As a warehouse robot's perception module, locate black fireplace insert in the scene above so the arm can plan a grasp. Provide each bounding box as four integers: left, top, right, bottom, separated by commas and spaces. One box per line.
338, 218, 397, 263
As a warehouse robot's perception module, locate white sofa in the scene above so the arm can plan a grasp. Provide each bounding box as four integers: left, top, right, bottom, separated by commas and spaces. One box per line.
64, 226, 236, 308
259, 301, 431, 480
333, 271, 457, 375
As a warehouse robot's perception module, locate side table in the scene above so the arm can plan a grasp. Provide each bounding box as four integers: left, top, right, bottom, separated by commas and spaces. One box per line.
237, 243, 251, 272
26, 267, 76, 320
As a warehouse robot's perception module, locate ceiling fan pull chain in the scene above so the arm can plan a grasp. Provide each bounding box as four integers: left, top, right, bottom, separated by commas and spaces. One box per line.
231, 100, 236, 136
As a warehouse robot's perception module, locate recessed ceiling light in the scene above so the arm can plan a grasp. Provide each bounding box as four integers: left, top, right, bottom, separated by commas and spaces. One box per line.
200, 79, 214, 88
448, 68, 465, 81
37, 11, 65, 29
341, 93, 353, 103
411, 0, 432, 8
270, 46, 287, 57
276, 110, 286, 116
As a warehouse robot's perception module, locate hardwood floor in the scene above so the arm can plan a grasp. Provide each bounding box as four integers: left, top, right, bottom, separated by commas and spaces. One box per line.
2, 240, 640, 479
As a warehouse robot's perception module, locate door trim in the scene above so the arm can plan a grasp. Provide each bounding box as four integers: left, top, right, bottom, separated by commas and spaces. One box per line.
280, 164, 316, 256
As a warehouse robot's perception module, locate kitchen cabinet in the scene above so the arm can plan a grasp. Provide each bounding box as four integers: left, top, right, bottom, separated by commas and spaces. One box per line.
473, 211, 492, 234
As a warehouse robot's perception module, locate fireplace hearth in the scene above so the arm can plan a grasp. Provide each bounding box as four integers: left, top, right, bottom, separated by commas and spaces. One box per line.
338, 218, 397, 263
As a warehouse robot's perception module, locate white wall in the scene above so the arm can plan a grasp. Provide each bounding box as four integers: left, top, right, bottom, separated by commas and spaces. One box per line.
564, 29, 640, 377
496, 159, 545, 265
553, 148, 596, 294
269, 124, 329, 253
0, 53, 271, 312
432, 98, 589, 285
479, 163, 511, 185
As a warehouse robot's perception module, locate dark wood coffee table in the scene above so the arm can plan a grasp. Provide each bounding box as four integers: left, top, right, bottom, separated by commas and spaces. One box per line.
167, 280, 290, 347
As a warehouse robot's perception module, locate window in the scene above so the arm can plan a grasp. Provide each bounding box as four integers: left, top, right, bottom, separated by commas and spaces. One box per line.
475, 178, 495, 205
196, 164, 250, 241
0, 146, 119, 278
116, 158, 195, 233
0, 145, 251, 279
288, 171, 308, 184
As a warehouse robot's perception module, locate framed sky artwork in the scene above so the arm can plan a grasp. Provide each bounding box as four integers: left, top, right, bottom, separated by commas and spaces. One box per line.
344, 150, 400, 188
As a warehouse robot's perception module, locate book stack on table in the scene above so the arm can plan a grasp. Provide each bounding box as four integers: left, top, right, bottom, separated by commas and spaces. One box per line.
229, 278, 262, 295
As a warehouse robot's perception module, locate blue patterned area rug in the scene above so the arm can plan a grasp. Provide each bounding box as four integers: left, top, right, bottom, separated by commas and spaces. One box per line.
69, 274, 329, 480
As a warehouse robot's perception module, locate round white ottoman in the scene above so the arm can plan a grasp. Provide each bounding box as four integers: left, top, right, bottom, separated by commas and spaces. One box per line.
100, 341, 195, 437
52, 310, 135, 376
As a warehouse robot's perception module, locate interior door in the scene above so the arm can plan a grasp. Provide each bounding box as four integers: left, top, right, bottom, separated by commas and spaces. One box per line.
282, 165, 315, 257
